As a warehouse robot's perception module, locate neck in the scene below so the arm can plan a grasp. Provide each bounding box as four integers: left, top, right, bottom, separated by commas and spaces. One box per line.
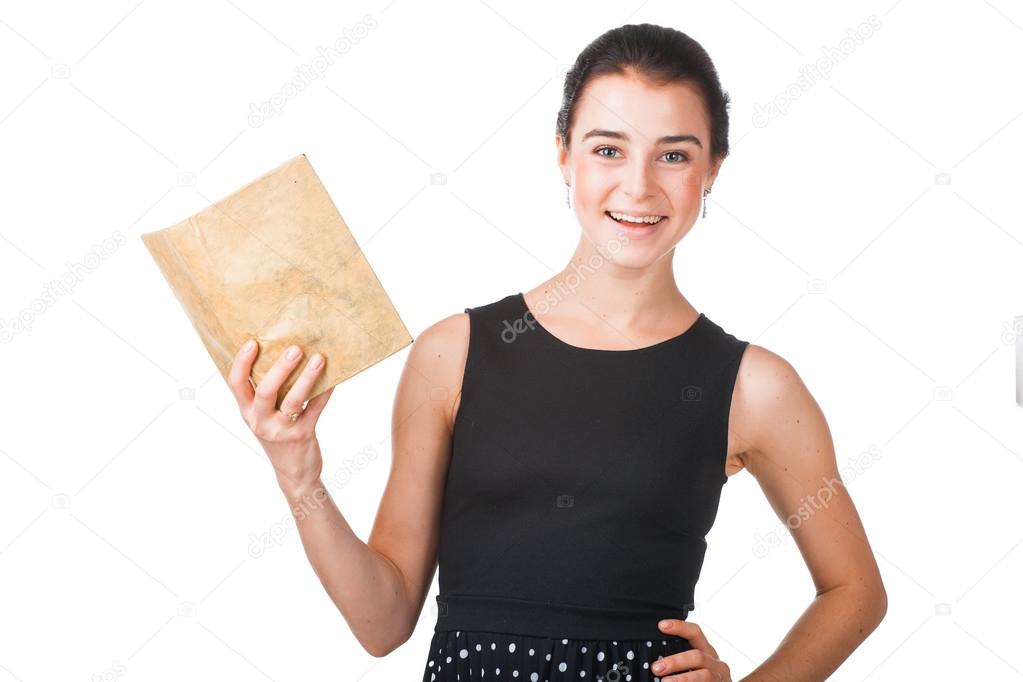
527, 241, 694, 329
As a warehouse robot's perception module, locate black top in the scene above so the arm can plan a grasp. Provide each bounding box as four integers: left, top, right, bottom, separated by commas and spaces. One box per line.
433, 292, 750, 641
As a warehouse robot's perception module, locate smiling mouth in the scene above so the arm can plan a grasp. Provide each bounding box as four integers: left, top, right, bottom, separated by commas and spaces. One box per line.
605, 211, 667, 226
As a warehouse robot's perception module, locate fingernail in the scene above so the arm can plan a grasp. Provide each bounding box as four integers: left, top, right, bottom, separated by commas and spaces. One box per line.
309, 354, 323, 369
286, 345, 300, 360
653, 662, 664, 673
659, 620, 670, 628
243, 339, 255, 352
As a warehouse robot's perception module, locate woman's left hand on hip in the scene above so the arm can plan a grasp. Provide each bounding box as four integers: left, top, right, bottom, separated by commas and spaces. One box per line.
650, 618, 732, 681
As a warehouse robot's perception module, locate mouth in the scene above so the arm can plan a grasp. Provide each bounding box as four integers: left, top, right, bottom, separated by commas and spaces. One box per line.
605, 211, 667, 226
605, 210, 666, 236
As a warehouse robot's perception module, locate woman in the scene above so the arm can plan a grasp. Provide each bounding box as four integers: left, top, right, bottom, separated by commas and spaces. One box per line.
228, 23, 887, 682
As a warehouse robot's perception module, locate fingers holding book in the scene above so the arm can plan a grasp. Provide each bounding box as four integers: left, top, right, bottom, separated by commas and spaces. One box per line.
228, 338, 335, 489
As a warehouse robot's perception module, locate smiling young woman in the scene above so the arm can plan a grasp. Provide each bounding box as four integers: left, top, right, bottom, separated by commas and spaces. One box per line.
230, 22, 887, 682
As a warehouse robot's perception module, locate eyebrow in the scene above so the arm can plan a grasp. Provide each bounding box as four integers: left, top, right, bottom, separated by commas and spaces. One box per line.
581, 128, 703, 148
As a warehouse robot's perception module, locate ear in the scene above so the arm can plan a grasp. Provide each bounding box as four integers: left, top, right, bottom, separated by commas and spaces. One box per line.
555, 133, 570, 184
706, 156, 725, 189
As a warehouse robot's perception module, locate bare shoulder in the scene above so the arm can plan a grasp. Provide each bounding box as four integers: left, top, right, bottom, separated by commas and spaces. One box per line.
402, 310, 471, 433
726, 343, 823, 476
410, 309, 470, 361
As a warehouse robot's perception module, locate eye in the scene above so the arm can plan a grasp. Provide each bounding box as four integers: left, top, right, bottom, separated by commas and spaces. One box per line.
663, 151, 690, 164
593, 145, 690, 164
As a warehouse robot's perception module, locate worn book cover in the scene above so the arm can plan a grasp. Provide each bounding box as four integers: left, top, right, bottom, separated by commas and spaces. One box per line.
141, 153, 412, 409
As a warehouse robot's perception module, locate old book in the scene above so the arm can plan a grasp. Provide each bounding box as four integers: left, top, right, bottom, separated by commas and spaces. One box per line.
141, 153, 412, 409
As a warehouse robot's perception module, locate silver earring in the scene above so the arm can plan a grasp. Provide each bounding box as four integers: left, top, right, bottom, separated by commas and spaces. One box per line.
702, 186, 712, 218
565, 183, 571, 208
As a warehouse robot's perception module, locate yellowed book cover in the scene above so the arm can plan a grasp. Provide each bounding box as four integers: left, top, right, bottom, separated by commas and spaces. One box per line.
141, 153, 412, 409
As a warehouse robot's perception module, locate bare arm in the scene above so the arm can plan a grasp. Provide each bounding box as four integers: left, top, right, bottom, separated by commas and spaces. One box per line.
278, 476, 409, 657
731, 345, 888, 681
362, 311, 469, 653
228, 312, 469, 657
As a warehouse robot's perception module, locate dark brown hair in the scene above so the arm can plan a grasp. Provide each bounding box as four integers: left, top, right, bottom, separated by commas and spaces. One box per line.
556, 23, 731, 161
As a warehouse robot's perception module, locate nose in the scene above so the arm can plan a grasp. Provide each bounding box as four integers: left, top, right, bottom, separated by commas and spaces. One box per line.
623, 157, 656, 200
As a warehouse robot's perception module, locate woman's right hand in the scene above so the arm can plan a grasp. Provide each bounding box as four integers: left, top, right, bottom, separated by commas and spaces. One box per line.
228, 339, 335, 494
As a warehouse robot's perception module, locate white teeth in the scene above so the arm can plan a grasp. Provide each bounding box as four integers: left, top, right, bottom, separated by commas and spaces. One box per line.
608, 211, 664, 225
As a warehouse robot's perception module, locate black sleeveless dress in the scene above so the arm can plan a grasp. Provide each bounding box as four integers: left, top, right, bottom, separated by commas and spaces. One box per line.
422, 292, 749, 682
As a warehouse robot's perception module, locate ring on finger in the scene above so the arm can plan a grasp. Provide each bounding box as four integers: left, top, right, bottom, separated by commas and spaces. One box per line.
280, 407, 302, 423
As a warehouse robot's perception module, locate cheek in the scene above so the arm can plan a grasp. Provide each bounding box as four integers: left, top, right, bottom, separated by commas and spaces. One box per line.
572, 164, 611, 204
673, 171, 705, 206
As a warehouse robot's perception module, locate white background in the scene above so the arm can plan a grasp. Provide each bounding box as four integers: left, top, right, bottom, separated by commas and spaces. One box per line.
2, 1, 1021, 680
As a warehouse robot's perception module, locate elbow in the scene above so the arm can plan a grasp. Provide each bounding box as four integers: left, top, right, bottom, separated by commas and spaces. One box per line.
362, 637, 396, 658
859, 580, 888, 635
870, 570, 888, 626
363, 642, 392, 659
874, 582, 888, 626
361, 627, 414, 658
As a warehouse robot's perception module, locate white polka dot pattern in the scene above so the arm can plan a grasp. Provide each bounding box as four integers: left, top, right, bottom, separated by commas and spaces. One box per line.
423, 629, 692, 681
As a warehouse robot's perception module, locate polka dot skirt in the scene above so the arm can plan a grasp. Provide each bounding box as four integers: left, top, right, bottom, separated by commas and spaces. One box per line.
422, 629, 693, 681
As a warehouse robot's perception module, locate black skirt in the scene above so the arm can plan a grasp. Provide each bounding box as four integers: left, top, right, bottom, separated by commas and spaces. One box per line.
423, 628, 693, 681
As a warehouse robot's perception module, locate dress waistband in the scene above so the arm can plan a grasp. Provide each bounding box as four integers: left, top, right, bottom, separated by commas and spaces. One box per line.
433, 594, 691, 641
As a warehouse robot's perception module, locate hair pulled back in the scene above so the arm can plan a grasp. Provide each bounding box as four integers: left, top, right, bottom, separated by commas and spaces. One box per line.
556, 23, 731, 161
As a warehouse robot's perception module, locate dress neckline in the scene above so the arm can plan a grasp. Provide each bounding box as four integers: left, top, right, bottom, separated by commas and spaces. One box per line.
515, 292, 705, 355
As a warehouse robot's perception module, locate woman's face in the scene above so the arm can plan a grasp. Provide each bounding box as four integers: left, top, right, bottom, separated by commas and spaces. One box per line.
557, 71, 722, 266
